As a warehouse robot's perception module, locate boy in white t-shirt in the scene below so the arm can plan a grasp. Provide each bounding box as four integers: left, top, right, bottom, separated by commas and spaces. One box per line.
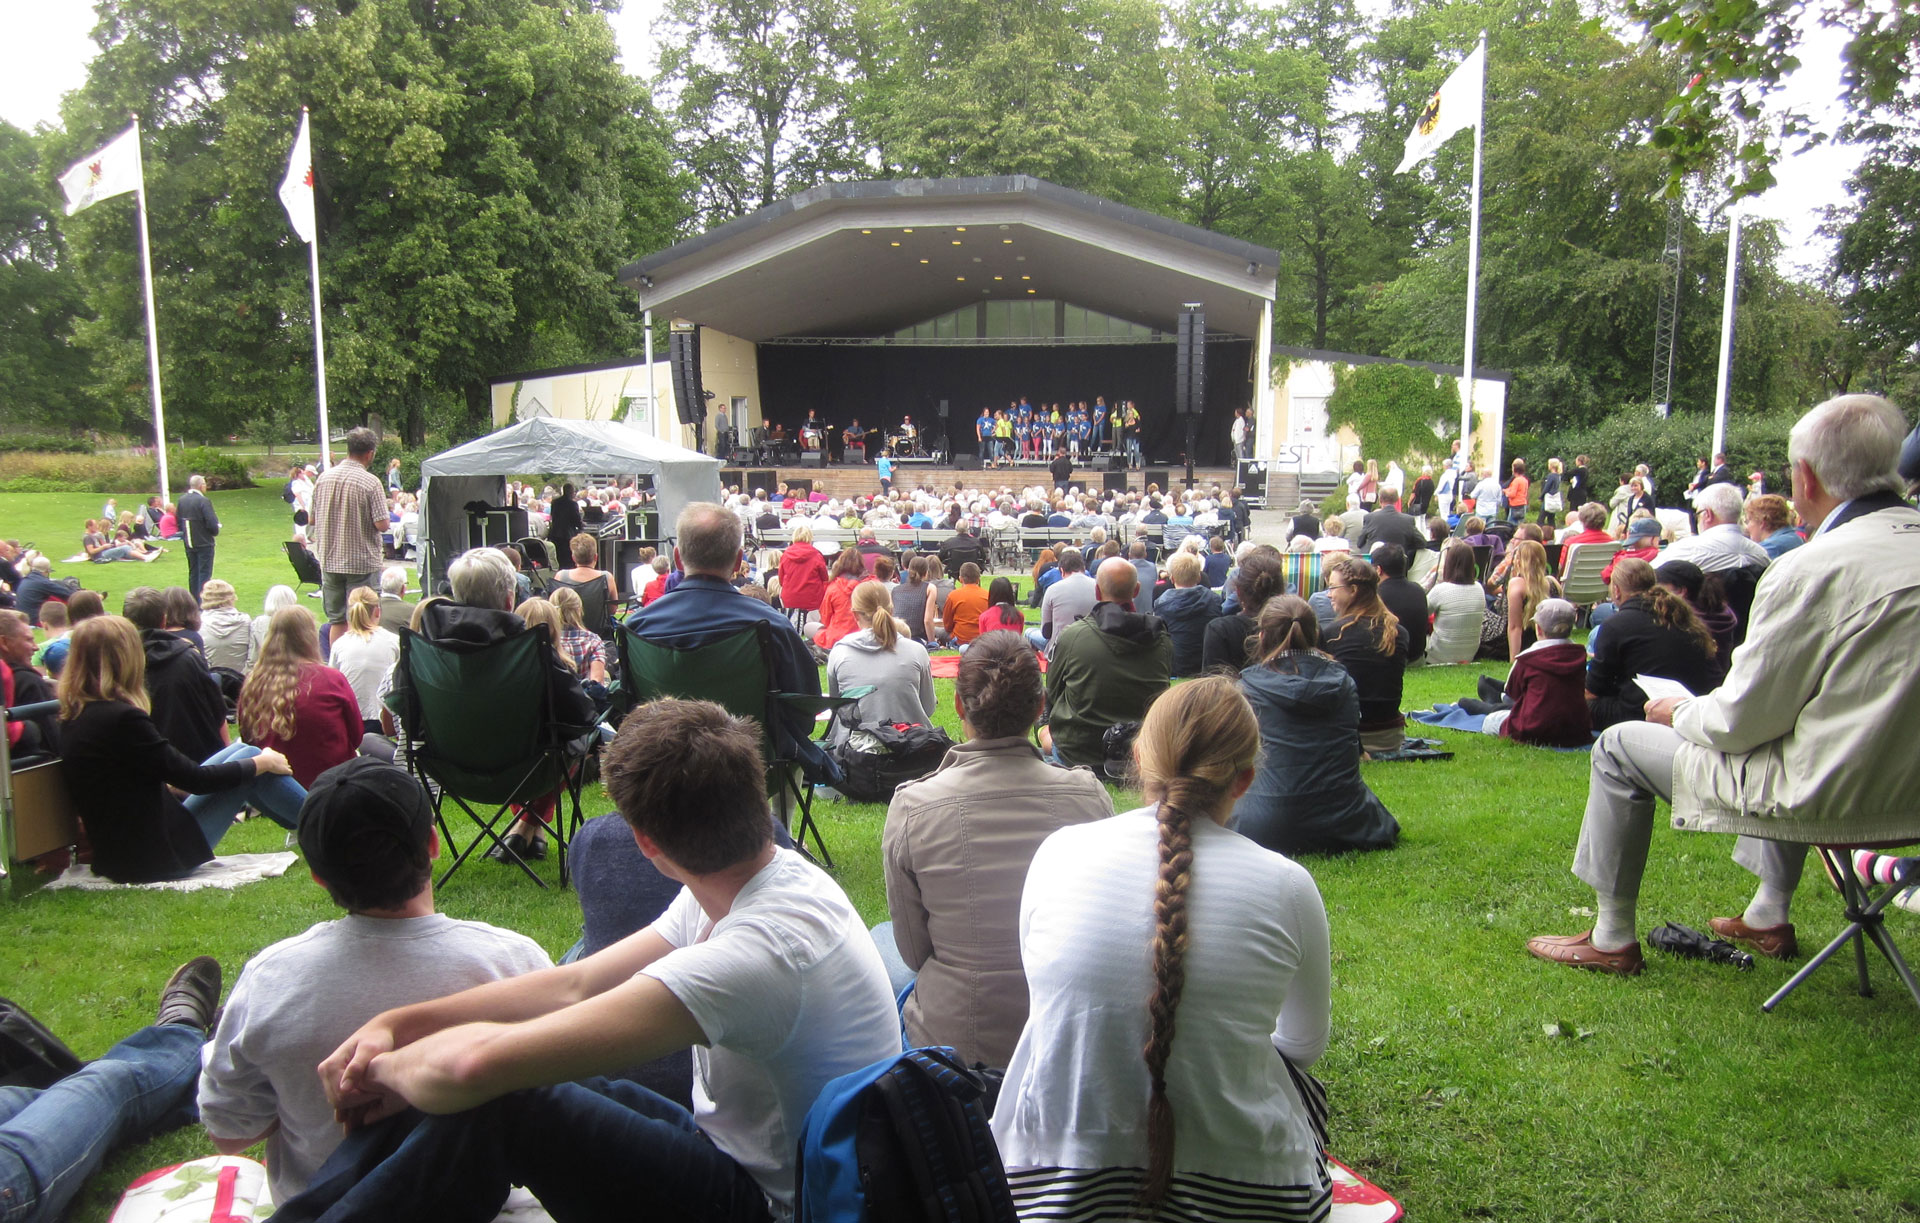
271, 699, 900, 1223
197, 758, 551, 1205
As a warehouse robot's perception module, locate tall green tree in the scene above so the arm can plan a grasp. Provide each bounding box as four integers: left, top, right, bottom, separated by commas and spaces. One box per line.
56, 0, 685, 447
1828, 127, 1920, 404
0, 122, 95, 430
653, 0, 865, 226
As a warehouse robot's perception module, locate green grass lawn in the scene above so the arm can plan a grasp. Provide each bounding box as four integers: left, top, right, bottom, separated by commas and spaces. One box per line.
4, 484, 1918, 1221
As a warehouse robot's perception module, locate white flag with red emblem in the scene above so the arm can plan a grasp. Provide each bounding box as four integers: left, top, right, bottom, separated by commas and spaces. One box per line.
279, 111, 317, 244
1395, 43, 1485, 173
59, 123, 142, 215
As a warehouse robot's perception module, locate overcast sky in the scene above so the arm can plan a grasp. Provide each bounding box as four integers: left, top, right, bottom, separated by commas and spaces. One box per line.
5, 0, 1859, 275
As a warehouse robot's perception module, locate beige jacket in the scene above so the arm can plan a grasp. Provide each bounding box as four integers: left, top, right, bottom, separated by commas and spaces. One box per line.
882, 737, 1112, 1069
1671, 502, 1920, 843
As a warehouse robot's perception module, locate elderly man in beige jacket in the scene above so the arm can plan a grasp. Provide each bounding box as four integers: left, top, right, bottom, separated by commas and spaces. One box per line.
1529, 394, 1920, 976
881, 632, 1112, 1068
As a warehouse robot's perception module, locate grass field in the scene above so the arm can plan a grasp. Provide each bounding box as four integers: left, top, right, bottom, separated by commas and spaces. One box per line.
4, 483, 1917, 1222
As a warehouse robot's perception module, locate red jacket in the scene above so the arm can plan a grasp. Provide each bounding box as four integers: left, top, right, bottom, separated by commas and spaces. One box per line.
243, 663, 364, 787
778, 545, 829, 612
1500, 641, 1592, 748
815, 576, 866, 649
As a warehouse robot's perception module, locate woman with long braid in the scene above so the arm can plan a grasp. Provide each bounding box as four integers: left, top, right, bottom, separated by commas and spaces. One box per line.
991, 677, 1333, 1222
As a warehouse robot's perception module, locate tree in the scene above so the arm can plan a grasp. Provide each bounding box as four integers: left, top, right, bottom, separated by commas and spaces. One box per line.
0, 122, 95, 430
1828, 130, 1920, 403
56, 0, 686, 447
653, 0, 865, 226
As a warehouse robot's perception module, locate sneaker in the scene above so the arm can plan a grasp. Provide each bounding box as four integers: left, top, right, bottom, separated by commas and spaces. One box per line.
156, 956, 222, 1031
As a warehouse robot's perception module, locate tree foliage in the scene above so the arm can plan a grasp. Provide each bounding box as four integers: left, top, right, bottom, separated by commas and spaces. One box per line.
0, 122, 95, 430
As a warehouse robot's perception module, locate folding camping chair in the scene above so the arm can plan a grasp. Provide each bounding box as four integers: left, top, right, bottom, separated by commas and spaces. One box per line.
1764, 842, 1920, 1013
398, 624, 593, 889
517, 537, 556, 592
617, 622, 852, 866
284, 540, 324, 598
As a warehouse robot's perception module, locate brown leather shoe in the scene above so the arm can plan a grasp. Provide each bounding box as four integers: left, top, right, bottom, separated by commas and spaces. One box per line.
1708, 916, 1798, 960
1526, 930, 1645, 976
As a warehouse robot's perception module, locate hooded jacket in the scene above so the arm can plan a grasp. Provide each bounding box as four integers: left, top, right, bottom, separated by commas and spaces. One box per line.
1154, 584, 1221, 676
1498, 639, 1592, 747
825, 628, 935, 748
1234, 652, 1399, 855
143, 628, 227, 766
1044, 601, 1172, 768
776, 544, 828, 612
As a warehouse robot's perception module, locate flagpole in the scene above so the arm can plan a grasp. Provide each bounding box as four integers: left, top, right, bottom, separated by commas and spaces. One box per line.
1459, 31, 1485, 468
301, 109, 332, 472
1711, 207, 1739, 460
130, 115, 170, 501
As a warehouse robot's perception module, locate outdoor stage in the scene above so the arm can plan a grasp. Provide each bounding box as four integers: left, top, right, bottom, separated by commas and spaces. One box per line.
714, 458, 1245, 501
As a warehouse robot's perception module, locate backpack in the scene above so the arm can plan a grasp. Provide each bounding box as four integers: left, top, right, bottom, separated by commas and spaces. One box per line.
831, 722, 955, 803
0, 996, 84, 1088
794, 1047, 1018, 1223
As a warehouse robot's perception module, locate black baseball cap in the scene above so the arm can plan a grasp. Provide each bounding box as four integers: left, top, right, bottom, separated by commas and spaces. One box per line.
297, 756, 434, 878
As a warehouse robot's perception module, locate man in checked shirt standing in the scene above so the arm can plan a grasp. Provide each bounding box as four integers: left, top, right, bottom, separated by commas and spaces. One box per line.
312, 427, 393, 650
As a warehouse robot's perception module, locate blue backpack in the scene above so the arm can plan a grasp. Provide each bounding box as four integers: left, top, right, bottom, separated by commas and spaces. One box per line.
793, 1046, 1017, 1223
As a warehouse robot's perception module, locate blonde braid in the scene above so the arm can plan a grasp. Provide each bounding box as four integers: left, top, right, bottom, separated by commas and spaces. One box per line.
1141, 790, 1197, 1210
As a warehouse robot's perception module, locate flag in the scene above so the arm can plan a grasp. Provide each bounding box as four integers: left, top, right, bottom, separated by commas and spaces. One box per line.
59, 124, 142, 215
279, 111, 317, 244
1395, 43, 1485, 174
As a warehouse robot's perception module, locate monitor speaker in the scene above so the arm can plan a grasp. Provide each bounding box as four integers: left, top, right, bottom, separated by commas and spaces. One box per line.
1145, 467, 1171, 489
800, 451, 824, 468
1106, 453, 1128, 471
955, 453, 981, 471
669, 329, 706, 425
1102, 471, 1129, 493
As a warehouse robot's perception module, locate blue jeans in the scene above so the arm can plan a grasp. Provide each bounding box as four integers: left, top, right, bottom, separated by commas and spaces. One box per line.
181, 742, 308, 848
0, 1023, 203, 1223
868, 922, 917, 997
90, 546, 133, 563
272, 1079, 771, 1223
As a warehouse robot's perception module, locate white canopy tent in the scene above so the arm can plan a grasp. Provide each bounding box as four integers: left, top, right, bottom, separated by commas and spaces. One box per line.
418, 417, 723, 593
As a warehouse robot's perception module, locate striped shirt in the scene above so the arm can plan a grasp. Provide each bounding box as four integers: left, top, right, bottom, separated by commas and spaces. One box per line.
1007, 1166, 1331, 1223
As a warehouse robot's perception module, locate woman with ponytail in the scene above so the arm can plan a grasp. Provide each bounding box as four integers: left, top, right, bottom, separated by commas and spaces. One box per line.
1323, 556, 1412, 755
992, 677, 1332, 1222
824, 579, 934, 749
1586, 557, 1724, 729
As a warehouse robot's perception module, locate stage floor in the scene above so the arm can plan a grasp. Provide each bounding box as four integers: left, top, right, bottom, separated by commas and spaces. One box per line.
717, 461, 1243, 500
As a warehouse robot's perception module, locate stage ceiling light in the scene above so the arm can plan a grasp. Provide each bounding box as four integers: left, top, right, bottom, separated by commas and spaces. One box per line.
951, 240, 962, 245
891, 242, 900, 246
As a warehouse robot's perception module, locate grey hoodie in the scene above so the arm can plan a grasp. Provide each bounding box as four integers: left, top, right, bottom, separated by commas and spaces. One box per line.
825, 628, 936, 747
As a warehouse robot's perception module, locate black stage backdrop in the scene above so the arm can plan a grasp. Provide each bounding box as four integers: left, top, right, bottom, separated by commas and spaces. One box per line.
755, 340, 1253, 468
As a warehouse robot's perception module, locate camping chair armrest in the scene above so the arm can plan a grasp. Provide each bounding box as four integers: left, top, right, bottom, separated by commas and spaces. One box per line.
775, 689, 869, 720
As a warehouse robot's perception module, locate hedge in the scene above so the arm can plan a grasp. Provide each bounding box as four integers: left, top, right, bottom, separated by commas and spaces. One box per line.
0, 448, 254, 494
0, 434, 95, 455
1524, 407, 1796, 511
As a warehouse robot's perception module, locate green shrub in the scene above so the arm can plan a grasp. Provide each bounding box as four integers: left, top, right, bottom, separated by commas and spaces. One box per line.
0, 449, 255, 493
1528, 407, 1794, 510
373, 439, 429, 492
168, 448, 255, 491
0, 433, 95, 455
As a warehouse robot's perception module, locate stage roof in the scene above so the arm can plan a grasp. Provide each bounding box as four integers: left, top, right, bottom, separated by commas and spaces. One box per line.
618, 176, 1281, 343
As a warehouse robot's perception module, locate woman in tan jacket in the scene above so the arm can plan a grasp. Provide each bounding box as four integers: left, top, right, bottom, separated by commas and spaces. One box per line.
878, 630, 1114, 1069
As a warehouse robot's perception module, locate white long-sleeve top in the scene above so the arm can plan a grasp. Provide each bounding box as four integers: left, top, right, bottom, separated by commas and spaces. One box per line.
991, 807, 1331, 1190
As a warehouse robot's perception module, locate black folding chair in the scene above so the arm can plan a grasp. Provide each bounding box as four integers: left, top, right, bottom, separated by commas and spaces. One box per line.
398, 624, 592, 889
617, 623, 851, 866
284, 540, 323, 597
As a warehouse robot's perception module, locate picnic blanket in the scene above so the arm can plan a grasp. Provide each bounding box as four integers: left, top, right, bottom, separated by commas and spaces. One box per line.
1407, 703, 1596, 752
929, 652, 1047, 679
43, 851, 299, 893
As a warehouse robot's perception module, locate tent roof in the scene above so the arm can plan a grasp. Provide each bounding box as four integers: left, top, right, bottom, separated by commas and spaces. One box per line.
618, 176, 1280, 342
420, 416, 719, 480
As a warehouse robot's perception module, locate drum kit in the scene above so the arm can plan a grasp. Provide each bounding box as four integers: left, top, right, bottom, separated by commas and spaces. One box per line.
887, 421, 924, 457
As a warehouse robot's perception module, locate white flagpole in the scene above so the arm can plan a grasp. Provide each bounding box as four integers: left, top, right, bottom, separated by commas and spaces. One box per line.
301, 109, 333, 471
1711, 207, 1740, 460
131, 115, 170, 500
1459, 31, 1486, 468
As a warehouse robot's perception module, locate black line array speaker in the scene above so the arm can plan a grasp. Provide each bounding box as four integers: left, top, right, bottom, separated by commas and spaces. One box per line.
747, 469, 777, 493
669, 327, 706, 425
1174, 307, 1206, 417
1145, 467, 1171, 489
1102, 471, 1130, 493
937, 399, 950, 418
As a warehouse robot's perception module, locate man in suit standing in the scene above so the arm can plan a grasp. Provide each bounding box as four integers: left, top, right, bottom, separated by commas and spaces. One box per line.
177, 474, 221, 602
1356, 487, 1425, 555
1706, 452, 1737, 488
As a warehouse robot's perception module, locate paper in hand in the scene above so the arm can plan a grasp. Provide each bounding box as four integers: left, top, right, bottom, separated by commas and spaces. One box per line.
1634, 674, 1695, 703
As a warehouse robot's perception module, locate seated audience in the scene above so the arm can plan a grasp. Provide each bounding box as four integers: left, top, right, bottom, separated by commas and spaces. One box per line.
1480, 539, 1561, 662
1322, 556, 1411, 756
1200, 546, 1286, 675
273, 698, 900, 1221
199, 580, 253, 673
548, 586, 610, 691
548, 532, 619, 623
1655, 482, 1770, 574
1, 611, 59, 752
240, 606, 364, 787
882, 632, 1114, 1068
1743, 492, 1803, 560
826, 581, 935, 749
14, 557, 78, 626
125, 586, 228, 767
976, 576, 1026, 636
993, 677, 1331, 1219
1602, 515, 1662, 582
1155, 550, 1221, 677
941, 562, 990, 646
1036, 548, 1096, 649
30, 599, 71, 677
1425, 541, 1485, 665
198, 759, 551, 1205
163, 586, 206, 655
1482, 599, 1591, 747
1529, 393, 1920, 976
1234, 596, 1399, 855
250, 585, 298, 672
1656, 559, 1738, 660
890, 555, 935, 643
1585, 558, 1723, 730
328, 587, 401, 735
1040, 557, 1171, 767
58, 616, 303, 883
776, 524, 830, 625
1461, 514, 1507, 563
1201, 535, 1232, 588
1371, 542, 1429, 664
807, 548, 867, 648
379, 566, 417, 629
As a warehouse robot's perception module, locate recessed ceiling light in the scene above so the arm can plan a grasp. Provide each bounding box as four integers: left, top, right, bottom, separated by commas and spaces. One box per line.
951, 240, 962, 246
956, 276, 966, 282
919, 259, 929, 264
1002, 239, 1012, 244
1015, 256, 1026, 262
1021, 275, 1031, 280
993, 276, 1003, 281
972, 257, 982, 263
956, 226, 966, 232
1027, 289, 1036, 294
861, 229, 871, 234
903, 228, 913, 233
890, 242, 900, 247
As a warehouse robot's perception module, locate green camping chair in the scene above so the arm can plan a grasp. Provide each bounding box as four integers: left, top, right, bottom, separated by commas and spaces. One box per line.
397, 624, 592, 889
616, 622, 852, 867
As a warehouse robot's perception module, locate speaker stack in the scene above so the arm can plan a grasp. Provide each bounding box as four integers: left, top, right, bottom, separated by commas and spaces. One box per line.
1145, 467, 1171, 489
668, 323, 706, 427
1174, 307, 1206, 420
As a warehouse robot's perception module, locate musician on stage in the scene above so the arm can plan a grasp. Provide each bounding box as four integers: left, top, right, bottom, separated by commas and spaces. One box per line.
976, 407, 994, 461
843, 418, 868, 465
801, 409, 825, 452
1122, 401, 1143, 467
899, 415, 919, 457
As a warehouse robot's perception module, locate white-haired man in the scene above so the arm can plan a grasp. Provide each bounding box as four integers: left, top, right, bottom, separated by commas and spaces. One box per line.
177, 473, 221, 601
1529, 395, 1920, 975
1653, 482, 1771, 574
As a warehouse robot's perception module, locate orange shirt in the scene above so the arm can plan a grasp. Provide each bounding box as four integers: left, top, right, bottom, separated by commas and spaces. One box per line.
943, 582, 990, 643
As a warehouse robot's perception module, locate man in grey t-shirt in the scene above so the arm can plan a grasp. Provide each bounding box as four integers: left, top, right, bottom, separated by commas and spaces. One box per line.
198, 759, 549, 1204
1034, 548, 1097, 651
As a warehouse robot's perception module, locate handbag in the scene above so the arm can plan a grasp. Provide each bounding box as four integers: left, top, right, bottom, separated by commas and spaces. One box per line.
0, 996, 84, 1089
1542, 490, 1564, 514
